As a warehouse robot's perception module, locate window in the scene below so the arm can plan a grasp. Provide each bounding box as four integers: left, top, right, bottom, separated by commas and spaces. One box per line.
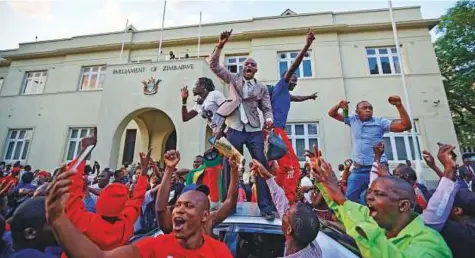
22, 71, 47, 94
366, 47, 401, 75
3, 129, 33, 163
79, 66, 107, 90
277, 51, 313, 78
285, 123, 320, 161
383, 122, 421, 162
65, 128, 94, 161
0, 77, 4, 91
225, 56, 247, 74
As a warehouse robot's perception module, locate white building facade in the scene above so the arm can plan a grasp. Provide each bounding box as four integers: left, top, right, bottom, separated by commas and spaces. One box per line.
0, 7, 458, 184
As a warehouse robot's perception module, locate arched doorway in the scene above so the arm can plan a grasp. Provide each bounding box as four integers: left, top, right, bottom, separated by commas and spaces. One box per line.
116, 108, 176, 168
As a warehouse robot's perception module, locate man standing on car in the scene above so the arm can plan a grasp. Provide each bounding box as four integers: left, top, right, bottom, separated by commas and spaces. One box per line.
328, 96, 412, 204
267, 31, 318, 204
210, 29, 276, 220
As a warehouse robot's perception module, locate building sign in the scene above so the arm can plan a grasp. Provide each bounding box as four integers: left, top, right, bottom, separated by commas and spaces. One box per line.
162, 64, 195, 71
142, 77, 161, 95
113, 67, 146, 75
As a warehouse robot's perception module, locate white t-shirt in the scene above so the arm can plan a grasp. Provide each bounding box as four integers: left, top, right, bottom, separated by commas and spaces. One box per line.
192, 90, 226, 119
300, 176, 313, 204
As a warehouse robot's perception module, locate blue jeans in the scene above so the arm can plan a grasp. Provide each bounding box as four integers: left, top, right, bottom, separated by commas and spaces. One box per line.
222, 128, 276, 213
345, 166, 371, 204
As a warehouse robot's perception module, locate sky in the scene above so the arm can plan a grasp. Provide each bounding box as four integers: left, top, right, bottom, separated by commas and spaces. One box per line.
0, 0, 458, 50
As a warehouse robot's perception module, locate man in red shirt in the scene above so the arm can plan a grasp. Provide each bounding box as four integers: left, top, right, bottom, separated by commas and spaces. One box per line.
62, 130, 149, 251
46, 150, 232, 258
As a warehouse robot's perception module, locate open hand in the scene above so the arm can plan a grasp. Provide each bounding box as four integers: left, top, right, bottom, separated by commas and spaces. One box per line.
218, 29, 233, 48
181, 86, 189, 103
310, 158, 346, 205
437, 144, 456, 180
309, 92, 318, 100
388, 96, 402, 107
249, 160, 273, 180
422, 150, 436, 168
45, 166, 76, 225
304, 145, 322, 171
139, 149, 152, 175
373, 141, 385, 162
164, 150, 181, 169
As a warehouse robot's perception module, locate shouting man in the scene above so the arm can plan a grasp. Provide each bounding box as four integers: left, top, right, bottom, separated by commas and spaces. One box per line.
328, 96, 412, 204
267, 31, 317, 204
46, 150, 232, 258
210, 29, 276, 219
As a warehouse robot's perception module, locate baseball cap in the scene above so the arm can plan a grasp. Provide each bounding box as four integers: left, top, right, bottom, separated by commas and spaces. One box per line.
454, 189, 475, 217
183, 184, 210, 196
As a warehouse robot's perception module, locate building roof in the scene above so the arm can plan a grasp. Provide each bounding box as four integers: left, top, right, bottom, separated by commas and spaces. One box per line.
0, 6, 439, 61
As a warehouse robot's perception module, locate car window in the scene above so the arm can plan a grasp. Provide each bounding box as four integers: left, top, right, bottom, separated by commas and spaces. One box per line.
319, 220, 361, 257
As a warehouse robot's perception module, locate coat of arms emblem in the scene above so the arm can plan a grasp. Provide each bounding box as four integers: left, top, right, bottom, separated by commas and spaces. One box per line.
141, 77, 161, 95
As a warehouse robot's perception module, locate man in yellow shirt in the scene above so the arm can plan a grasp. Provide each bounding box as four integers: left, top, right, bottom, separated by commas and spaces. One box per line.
305, 147, 452, 258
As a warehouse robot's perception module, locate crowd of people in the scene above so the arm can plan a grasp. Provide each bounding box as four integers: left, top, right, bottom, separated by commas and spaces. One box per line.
0, 29, 473, 258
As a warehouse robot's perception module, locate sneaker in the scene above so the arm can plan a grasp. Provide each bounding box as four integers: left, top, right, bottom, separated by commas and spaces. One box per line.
261, 210, 275, 221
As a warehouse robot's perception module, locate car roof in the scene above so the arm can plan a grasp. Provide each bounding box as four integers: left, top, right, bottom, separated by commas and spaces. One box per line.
223, 202, 282, 226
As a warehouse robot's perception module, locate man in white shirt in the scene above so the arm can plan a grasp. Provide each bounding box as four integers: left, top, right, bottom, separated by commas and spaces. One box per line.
180, 77, 226, 125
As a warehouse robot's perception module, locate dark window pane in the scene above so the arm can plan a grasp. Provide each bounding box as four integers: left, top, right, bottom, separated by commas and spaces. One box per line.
290, 52, 298, 58
307, 124, 318, 135
391, 48, 397, 53
80, 129, 88, 138
10, 131, 17, 139
366, 48, 376, 55
302, 60, 312, 77
228, 58, 236, 64
383, 137, 393, 160
279, 62, 288, 76
13, 142, 23, 160
239, 58, 246, 62
295, 125, 304, 135
368, 57, 379, 75
309, 138, 318, 151
228, 65, 237, 73
380, 57, 392, 74
285, 125, 292, 135
67, 141, 77, 161
5, 142, 15, 160
408, 136, 421, 160
395, 137, 408, 161
18, 131, 25, 139
378, 48, 388, 54
21, 141, 29, 159
71, 129, 78, 139
296, 139, 305, 161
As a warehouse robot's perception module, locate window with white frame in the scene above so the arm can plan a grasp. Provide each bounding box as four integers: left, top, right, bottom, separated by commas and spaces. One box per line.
0, 77, 4, 91
3, 129, 33, 163
225, 56, 247, 74
383, 121, 421, 162
79, 66, 107, 90
65, 128, 94, 161
285, 123, 320, 161
366, 47, 401, 75
22, 71, 47, 94
277, 51, 313, 78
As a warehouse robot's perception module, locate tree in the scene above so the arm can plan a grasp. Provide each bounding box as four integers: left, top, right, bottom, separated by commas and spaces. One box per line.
434, 1, 475, 149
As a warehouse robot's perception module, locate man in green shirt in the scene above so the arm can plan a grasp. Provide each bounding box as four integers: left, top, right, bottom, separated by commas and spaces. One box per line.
305, 148, 452, 258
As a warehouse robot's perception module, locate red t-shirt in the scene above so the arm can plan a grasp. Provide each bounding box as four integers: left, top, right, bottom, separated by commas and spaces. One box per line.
134, 233, 232, 258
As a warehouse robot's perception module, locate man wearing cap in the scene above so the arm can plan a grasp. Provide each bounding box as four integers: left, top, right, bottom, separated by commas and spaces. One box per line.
210, 29, 276, 219
62, 133, 149, 251
5, 197, 60, 257
46, 150, 233, 258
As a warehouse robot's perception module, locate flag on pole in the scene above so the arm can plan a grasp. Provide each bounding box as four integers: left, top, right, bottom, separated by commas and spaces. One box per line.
119, 19, 129, 62
157, 0, 167, 61
197, 11, 202, 57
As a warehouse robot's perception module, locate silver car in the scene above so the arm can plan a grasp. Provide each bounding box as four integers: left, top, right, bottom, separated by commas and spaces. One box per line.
130, 202, 361, 258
